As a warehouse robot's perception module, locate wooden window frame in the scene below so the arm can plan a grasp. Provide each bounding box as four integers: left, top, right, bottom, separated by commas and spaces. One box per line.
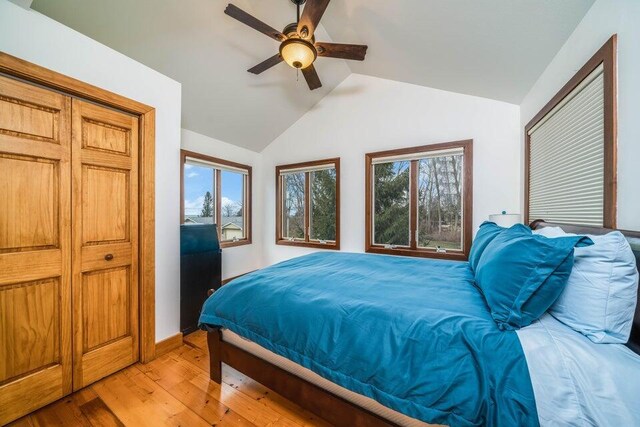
524, 35, 617, 228
365, 140, 473, 261
180, 149, 252, 249
276, 158, 341, 250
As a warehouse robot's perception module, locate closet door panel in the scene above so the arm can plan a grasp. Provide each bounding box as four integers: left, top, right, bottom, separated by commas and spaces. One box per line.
82, 267, 130, 351
0, 100, 56, 140
0, 155, 58, 250
0, 75, 71, 425
0, 278, 60, 381
72, 99, 139, 390
0, 76, 63, 144
82, 165, 129, 244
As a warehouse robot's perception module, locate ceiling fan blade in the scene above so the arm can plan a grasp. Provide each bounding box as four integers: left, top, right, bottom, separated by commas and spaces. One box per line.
315, 42, 368, 61
225, 4, 286, 42
301, 65, 322, 90
297, 0, 330, 40
248, 54, 284, 74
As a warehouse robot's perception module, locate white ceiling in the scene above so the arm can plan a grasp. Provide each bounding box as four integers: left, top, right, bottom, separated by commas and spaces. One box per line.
322, 0, 594, 104
31, 0, 594, 152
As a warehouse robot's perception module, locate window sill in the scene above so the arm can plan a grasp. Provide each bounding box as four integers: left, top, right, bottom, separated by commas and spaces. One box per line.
366, 245, 467, 261
221, 239, 252, 249
276, 239, 340, 250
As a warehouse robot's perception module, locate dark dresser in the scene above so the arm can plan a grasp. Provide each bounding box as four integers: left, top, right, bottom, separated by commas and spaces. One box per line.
180, 224, 222, 335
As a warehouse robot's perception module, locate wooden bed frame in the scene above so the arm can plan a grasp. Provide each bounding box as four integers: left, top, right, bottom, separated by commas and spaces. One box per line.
206, 221, 640, 426
206, 326, 398, 427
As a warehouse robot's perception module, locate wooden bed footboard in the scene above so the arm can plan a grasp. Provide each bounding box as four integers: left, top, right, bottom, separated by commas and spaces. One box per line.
205, 327, 401, 427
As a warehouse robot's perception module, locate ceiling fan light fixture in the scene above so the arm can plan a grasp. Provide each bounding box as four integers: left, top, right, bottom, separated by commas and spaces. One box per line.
279, 38, 317, 69
226, 1, 368, 90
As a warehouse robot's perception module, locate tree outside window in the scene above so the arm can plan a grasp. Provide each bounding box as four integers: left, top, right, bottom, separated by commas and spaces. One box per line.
277, 159, 340, 249
366, 141, 472, 260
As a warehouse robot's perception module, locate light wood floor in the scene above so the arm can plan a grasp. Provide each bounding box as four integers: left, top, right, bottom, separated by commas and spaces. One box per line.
9, 331, 333, 427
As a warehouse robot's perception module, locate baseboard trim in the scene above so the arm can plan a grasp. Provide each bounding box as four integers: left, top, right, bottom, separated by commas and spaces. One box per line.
155, 332, 183, 357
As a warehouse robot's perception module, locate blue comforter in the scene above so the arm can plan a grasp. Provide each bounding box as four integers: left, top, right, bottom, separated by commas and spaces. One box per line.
200, 252, 538, 426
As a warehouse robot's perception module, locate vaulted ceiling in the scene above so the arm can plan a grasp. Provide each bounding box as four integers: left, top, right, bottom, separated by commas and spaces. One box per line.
31, 0, 595, 151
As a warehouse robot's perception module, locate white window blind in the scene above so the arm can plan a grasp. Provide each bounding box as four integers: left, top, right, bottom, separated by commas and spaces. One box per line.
528, 64, 604, 226
185, 157, 248, 175
279, 163, 335, 175
371, 147, 464, 165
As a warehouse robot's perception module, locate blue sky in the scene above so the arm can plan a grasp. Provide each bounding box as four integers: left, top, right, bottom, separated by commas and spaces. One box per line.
184, 164, 243, 216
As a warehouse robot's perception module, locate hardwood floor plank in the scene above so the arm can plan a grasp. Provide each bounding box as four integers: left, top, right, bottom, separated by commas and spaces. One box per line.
172, 337, 210, 372
6, 416, 35, 427
172, 333, 331, 427
71, 387, 101, 406
91, 365, 210, 427
138, 355, 255, 427
183, 330, 207, 348
29, 395, 93, 427
223, 366, 333, 427
191, 370, 301, 427
79, 396, 125, 427
148, 350, 297, 426
69, 386, 99, 407
10, 330, 337, 427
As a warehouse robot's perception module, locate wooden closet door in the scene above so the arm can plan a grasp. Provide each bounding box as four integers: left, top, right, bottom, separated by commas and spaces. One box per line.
71, 99, 139, 390
0, 75, 72, 424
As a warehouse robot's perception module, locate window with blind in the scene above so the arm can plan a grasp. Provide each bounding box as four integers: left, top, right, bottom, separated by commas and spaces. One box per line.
365, 141, 473, 260
276, 158, 340, 249
180, 150, 252, 248
525, 36, 616, 228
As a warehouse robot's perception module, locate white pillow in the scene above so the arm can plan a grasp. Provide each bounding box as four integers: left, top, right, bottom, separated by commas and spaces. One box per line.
534, 227, 639, 343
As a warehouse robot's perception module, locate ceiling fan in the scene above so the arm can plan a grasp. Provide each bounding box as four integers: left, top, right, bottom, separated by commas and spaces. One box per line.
225, 0, 368, 90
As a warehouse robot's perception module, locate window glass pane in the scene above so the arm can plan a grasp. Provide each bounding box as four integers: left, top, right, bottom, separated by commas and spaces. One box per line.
282, 172, 306, 240
221, 170, 245, 241
373, 161, 410, 246
309, 168, 336, 242
418, 155, 463, 250
183, 163, 215, 225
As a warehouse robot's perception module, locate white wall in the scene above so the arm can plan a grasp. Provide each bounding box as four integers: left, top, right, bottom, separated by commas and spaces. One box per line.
181, 129, 263, 280
261, 74, 521, 265
0, 1, 182, 341
520, 0, 640, 230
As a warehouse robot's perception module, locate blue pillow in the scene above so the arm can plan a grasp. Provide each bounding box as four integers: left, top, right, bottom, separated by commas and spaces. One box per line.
535, 228, 639, 343
475, 224, 593, 330
468, 221, 504, 272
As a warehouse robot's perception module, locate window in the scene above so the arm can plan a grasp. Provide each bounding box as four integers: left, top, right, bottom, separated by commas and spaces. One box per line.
276, 158, 340, 249
181, 150, 251, 247
525, 36, 616, 228
365, 141, 472, 260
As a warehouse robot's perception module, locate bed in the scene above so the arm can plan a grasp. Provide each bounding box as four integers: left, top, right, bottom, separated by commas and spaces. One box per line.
199, 222, 640, 427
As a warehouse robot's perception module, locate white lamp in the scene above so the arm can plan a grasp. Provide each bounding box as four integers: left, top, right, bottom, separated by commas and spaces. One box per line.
488, 211, 522, 228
